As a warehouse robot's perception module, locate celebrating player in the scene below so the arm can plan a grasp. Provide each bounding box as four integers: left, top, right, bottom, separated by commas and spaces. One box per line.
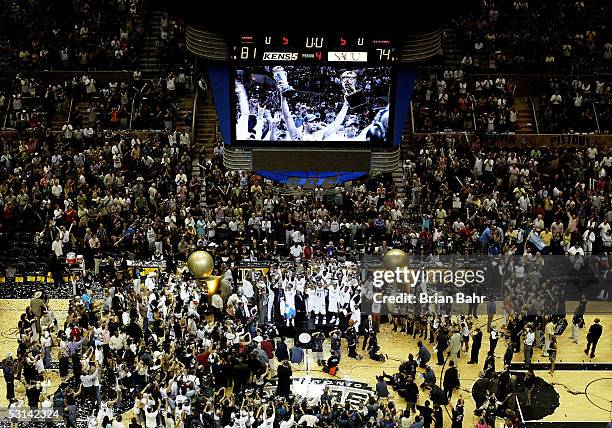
275, 66, 350, 141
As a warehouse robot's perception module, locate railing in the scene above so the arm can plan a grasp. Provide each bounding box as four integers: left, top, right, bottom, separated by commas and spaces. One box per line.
411, 132, 610, 147
129, 83, 148, 130
469, 94, 477, 131
592, 101, 601, 134
191, 86, 198, 136
410, 101, 415, 134
527, 95, 539, 134
66, 97, 74, 125
0, 128, 172, 138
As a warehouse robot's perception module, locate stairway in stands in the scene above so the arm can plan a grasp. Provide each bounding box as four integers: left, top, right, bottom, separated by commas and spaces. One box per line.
138, 11, 162, 72
441, 27, 462, 67
191, 154, 206, 210
71, 101, 91, 128
583, 0, 609, 73
50, 101, 70, 131
0, 0, 10, 70
514, 97, 536, 134
388, 111, 410, 203
194, 92, 219, 154
174, 95, 194, 133
391, 170, 406, 199
191, 91, 218, 209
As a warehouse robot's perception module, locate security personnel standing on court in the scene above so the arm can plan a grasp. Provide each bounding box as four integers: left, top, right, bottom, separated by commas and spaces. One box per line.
468, 327, 483, 364
436, 328, 448, 365
443, 360, 460, 402
585, 318, 603, 358
346, 320, 360, 359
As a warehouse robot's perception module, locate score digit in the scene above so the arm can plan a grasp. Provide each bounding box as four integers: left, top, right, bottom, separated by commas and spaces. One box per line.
240, 47, 256, 59
377, 48, 391, 61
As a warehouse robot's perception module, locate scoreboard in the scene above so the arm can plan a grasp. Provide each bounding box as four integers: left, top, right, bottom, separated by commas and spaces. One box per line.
193, 28, 424, 185
229, 33, 397, 147
232, 33, 396, 64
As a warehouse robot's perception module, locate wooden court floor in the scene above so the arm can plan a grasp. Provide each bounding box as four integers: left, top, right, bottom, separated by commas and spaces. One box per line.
0, 299, 609, 427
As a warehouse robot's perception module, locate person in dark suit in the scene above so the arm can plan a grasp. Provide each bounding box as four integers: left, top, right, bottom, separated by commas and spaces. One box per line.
417, 341, 431, 368
436, 328, 448, 365
585, 318, 603, 358
294, 291, 307, 327
2, 353, 15, 400
232, 356, 250, 396
498, 365, 512, 398
428, 383, 448, 406
276, 360, 293, 398
451, 398, 464, 428
404, 377, 419, 416
275, 336, 289, 361
483, 351, 496, 378
362, 315, 376, 350
443, 360, 460, 402
489, 327, 499, 354
503, 340, 514, 367
416, 400, 434, 428
468, 327, 482, 364
346, 320, 359, 359
432, 402, 444, 428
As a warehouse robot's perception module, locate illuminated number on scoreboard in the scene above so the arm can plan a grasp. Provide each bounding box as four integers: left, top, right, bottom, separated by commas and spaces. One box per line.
282, 36, 289, 45
241, 46, 256, 59
264, 36, 271, 45
377, 48, 391, 61
305, 37, 324, 48
340, 37, 347, 46
357, 38, 365, 46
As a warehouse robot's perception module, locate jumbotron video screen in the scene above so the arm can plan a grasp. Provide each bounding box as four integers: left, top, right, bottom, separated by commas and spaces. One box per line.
233, 65, 392, 143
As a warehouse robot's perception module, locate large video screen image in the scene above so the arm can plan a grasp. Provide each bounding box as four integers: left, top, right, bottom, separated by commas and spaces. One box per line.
232, 65, 392, 144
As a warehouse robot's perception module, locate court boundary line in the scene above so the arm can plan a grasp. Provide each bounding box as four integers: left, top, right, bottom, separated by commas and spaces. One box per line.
516, 395, 525, 423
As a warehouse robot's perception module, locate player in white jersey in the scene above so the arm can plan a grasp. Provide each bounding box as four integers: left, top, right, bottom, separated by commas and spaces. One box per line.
266, 281, 276, 322
305, 284, 315, 314
350, 293, 361, 330
274, 66, 349, 141
235, 81, 252, 141
327, 282, 340, 325
312, 284, 327, 325
282, 284, 296, 326
235, 81, 277, 141
294, 273, 306, 293
338, 284, 351, 324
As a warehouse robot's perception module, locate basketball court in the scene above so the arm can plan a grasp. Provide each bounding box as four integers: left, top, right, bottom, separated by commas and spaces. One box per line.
0, 299, 608, 427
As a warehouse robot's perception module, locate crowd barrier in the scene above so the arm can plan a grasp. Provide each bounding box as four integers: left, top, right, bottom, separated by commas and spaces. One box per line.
410, 132, 612, 148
